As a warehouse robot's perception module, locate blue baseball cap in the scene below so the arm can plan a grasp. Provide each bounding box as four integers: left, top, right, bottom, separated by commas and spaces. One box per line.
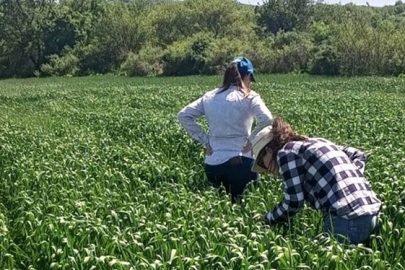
231, 56, 255, 82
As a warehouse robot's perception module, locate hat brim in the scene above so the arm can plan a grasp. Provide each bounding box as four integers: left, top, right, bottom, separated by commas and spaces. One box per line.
250, 73, 255, 82
251, 161, 267, 173
251, 126, 273, 173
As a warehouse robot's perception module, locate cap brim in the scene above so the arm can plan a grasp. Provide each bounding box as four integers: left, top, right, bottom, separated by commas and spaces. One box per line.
250, 73, 255, 82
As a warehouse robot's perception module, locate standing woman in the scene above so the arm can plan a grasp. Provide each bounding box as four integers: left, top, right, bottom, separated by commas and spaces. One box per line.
251, 117, 382, 244
178, 57, 273, 202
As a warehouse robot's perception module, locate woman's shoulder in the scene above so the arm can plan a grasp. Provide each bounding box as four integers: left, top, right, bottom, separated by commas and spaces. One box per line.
202, 88, 221, 98
280, 138, 317, 155
247, 90, 260, 98
281, 140, 306, 153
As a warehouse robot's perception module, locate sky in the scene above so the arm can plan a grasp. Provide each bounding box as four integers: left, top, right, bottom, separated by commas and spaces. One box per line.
238, 0, 398, 7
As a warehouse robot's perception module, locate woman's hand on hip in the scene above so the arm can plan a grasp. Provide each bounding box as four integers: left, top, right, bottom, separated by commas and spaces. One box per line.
205, 143, 213, 156
242, 140, 252, 153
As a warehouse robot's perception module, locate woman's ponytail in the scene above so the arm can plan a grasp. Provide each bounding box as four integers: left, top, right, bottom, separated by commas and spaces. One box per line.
218, 63, 250, 96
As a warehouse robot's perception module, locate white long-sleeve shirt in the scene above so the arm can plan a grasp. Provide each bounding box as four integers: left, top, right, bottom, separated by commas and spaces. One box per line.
178, 85, 273, 165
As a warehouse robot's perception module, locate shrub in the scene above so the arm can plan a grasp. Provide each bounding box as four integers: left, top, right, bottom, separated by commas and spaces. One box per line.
72, 42, 116, 75
269, 32, 313, 73
308, 44, 339, 75
41, 52, 79, 77
384, 53, 405, 76
207, 37, 250, 74
120, 46, 163, 77
162, 33, 216, 76
309, 22, 332, 45
244, 37, 275, 74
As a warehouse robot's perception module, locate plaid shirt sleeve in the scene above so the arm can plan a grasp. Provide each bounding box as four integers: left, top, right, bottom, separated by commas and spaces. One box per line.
266, 150, 306, 223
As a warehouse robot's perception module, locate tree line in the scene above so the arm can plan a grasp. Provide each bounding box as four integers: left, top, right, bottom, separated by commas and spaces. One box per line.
1, 0, 405, 79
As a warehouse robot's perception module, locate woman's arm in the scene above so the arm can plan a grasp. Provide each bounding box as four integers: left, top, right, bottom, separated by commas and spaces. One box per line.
265, 151, 306, 223
177, 97, 209, 146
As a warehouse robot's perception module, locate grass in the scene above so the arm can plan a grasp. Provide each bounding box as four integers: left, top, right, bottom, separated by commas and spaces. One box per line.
0, 74, 404, 269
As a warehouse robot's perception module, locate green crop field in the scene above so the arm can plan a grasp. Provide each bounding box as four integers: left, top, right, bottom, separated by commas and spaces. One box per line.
0, 75, 404, 269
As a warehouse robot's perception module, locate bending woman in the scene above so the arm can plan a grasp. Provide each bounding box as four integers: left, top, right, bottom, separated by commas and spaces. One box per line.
251, 117, 381, 244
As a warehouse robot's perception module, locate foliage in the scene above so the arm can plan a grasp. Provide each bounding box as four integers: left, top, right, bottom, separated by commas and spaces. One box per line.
208, 36, 250, 74
96, 1, 151, 55
256, 0, 313, 34
120, 46, 163, 77
262, 31, 313, 74
41, 50, 79, 77
243, 36, 275, 74
308, 44, 339, 75
0, 0, 100, 77
161, 33, 217, 76
146, 0, 254, 47
1, 0, 405, 78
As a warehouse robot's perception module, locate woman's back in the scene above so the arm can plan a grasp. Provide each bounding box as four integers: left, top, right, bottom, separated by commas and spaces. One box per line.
200, 86, 270, 164
204, 86, 256, 138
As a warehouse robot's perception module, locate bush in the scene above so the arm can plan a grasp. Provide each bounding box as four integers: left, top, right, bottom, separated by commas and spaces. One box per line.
208, 36, 250, 74
380, 28, 405, 76
308, 44, 339, 75
273, 31, 302, 49
244, 37, 275, 74
162, 33, 216, 76
266, 32, 313, 73
72, 42, 116, 75
309, 22, 332, 45
270, 46, 309, 74
0, 50, 37, 78
384, 52, 405, 76
161, 33, 256, 76
120, 46, 163, 77
41, 52, 79, 77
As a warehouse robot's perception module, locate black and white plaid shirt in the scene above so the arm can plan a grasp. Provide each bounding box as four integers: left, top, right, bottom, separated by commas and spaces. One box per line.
266, 138, 381, 222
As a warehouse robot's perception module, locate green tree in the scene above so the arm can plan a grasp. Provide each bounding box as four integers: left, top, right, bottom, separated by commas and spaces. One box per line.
0, 0, 101, 78
147, 0, 255, 47
0, 0, 59, 77
96, 1, 151, 55
183, 0, 255, 39
146, 1, 191, 47
256, 0, 313, 35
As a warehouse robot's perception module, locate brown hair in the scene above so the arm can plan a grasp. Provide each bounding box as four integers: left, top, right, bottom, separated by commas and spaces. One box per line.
217, 63, 251, 97
263, 117, 308, 175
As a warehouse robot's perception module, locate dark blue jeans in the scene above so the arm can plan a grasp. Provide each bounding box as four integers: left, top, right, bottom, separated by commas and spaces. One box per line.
205, 156, 258, 203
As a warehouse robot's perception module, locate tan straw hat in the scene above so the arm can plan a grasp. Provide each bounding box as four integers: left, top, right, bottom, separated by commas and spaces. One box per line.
251, 126, 273, 173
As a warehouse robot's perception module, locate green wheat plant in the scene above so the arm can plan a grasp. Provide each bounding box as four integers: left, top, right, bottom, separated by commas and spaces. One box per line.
0, 75, 404, 269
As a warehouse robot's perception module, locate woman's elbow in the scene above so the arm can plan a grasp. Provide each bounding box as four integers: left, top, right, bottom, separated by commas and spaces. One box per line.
177, 110, 187, 122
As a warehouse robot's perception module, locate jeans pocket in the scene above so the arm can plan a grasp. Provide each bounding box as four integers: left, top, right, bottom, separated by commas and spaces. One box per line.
348, 216, 374, 244
228, 156, 243, 166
